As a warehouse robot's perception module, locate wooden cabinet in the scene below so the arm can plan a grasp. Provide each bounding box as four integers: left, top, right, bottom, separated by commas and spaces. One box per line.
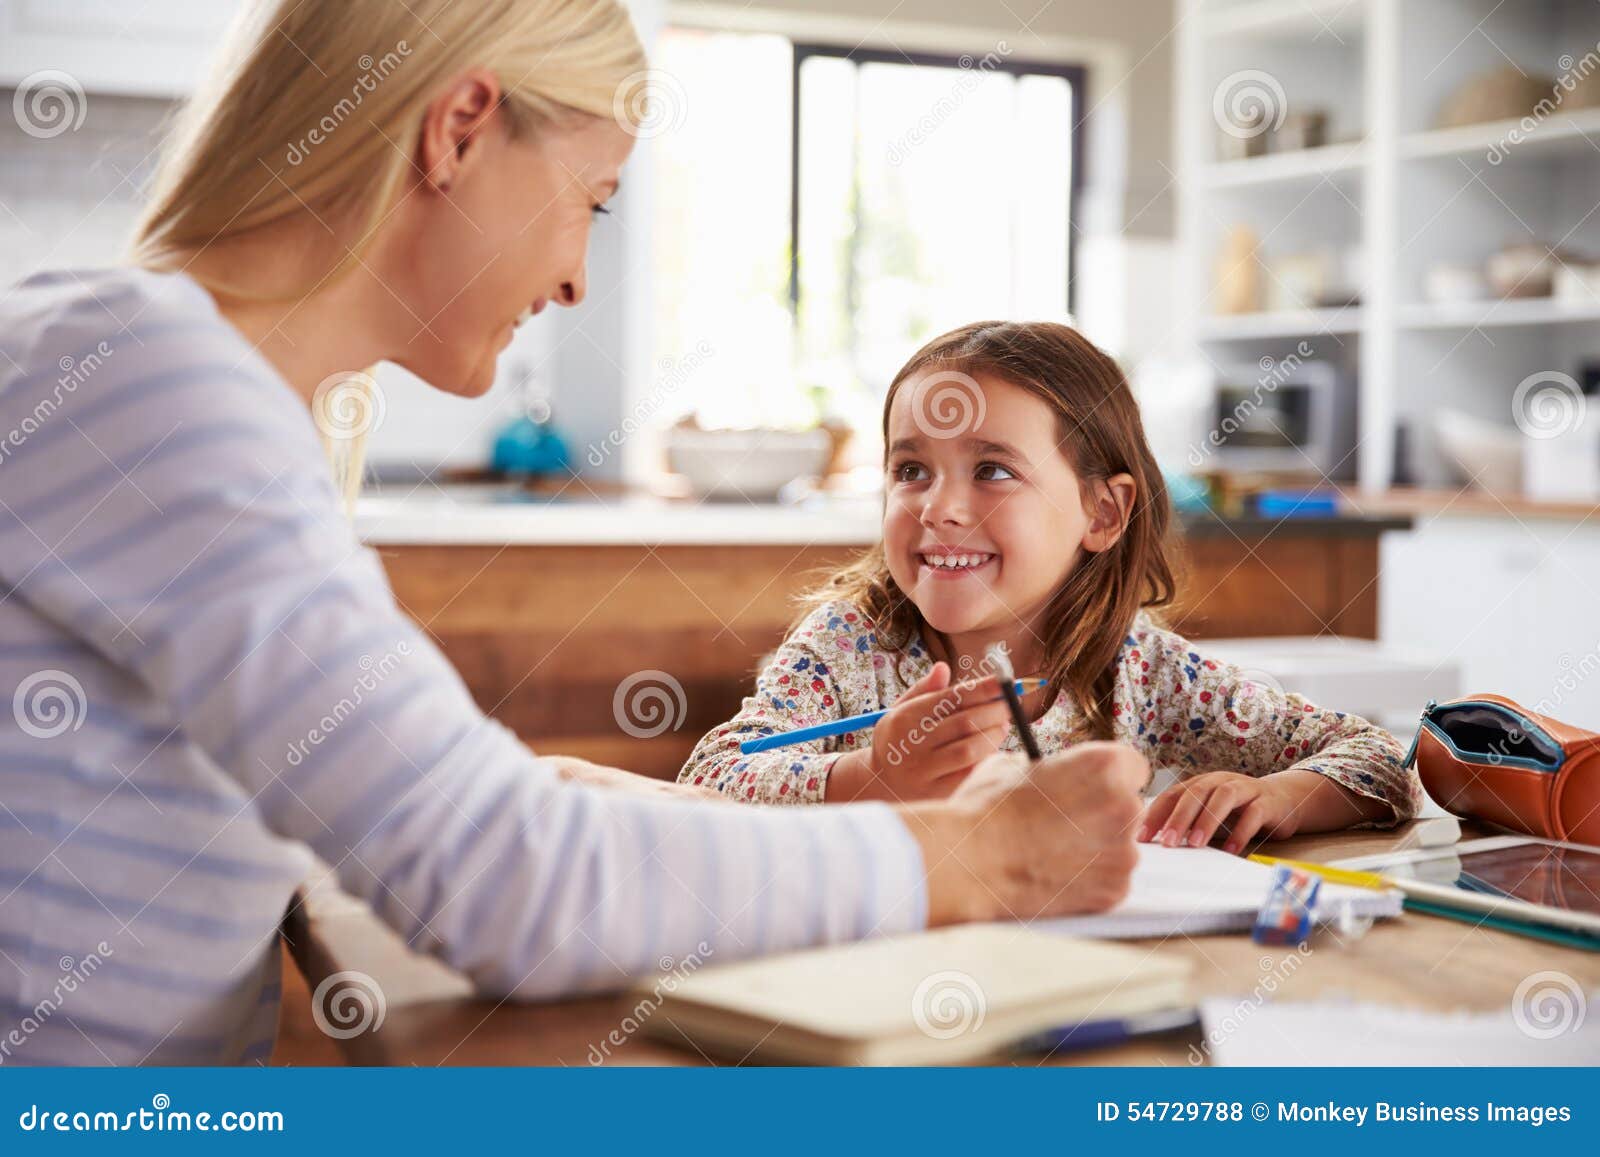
375, 521, 1397, 779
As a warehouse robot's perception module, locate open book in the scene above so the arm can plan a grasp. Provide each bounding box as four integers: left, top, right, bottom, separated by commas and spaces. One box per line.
1033, 843, 1403, 940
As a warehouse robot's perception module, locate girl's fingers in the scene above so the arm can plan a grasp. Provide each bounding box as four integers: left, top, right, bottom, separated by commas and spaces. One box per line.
897, 675, 1003, 718
1137, 789, 1181, 842
1222, 799, 1270, 855
1183, 783, 1242, 848
1156, 782, 1215, 847
927, 701, 1013, 751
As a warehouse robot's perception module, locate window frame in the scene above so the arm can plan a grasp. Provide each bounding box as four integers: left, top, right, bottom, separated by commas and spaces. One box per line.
786, 42, 1088, 319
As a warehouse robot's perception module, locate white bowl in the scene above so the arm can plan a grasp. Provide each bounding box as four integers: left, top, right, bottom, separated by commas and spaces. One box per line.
1433, 408, 1523, 495
664, 427, 834, 501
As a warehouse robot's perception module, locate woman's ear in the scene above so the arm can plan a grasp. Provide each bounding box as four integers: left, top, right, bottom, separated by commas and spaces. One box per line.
416, 69, 505, 194
1081, 472, 1136, 553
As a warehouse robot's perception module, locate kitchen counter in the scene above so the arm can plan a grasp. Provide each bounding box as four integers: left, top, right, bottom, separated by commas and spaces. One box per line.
359, 487, 1410, 778
355, 487, 1412, 546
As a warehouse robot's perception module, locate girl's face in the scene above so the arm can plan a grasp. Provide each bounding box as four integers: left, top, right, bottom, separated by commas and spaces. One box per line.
882, 370, 1130, 652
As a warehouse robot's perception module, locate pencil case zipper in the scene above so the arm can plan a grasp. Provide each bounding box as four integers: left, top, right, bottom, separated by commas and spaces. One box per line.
1402, 697, 1565, 774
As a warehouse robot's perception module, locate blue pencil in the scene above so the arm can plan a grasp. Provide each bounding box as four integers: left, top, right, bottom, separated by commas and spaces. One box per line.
738, 679, 1046, 754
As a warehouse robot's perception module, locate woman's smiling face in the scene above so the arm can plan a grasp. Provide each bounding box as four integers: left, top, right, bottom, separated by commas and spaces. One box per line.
882, 370, 1094, 644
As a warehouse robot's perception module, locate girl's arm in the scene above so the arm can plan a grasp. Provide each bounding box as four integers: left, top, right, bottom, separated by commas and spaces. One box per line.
678, 602, 873, 804
1121, 624, 1423, 829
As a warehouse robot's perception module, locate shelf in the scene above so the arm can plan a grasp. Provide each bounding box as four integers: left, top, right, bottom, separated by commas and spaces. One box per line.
1400, 108, 1600, 162
1397, 297, 1600, 331
1203, 141, 1367, 188
1204, 0, 1366, 40
1198, 306, 1363, 341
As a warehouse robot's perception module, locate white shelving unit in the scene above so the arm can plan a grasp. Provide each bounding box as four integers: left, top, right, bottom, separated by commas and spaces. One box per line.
1178, 0, 1600, 492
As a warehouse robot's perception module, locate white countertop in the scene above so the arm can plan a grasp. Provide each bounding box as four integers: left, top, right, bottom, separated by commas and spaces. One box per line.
354, 490, 882, 546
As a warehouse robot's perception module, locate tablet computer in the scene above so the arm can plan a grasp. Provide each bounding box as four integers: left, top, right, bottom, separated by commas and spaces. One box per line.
1335, 835, 1600, 938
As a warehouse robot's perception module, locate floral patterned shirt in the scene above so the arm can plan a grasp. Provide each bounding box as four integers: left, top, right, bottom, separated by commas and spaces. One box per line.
679, 600, 1422, 823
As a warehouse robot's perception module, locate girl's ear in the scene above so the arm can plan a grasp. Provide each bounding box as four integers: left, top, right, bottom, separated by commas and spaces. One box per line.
1081, 473, 1136, 553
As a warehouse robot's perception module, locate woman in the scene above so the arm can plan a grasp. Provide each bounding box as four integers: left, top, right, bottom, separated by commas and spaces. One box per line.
0, 0, 1145, 1065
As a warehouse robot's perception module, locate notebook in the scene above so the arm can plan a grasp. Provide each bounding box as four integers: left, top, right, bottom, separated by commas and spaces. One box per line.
640, 925, 1191, 1066
1034, 844, 1403, 939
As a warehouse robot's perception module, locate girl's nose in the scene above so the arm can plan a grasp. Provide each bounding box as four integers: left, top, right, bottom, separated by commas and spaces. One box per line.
920, 479, 970, 527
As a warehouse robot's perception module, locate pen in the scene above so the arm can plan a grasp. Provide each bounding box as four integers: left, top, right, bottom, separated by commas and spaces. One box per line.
737, 677, 1046, 754
986, 645, 1043, 761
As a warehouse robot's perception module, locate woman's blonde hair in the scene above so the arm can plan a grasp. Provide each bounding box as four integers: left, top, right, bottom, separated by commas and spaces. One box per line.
132, 0, 646, 292
130, 0, 647, 508
806, 321, 1180, 741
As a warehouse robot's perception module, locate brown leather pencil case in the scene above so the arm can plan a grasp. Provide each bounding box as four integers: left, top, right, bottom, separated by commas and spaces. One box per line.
1403, 694, 1600, 844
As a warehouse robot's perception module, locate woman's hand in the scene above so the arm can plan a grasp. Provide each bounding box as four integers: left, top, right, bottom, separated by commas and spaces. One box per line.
826, 662, 1015, 803
1138, 768, 1390, 855
903, 742, 1147, 924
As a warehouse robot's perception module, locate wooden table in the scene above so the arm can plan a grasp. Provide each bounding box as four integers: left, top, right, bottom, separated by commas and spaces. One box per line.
274, 816, 1599, 1066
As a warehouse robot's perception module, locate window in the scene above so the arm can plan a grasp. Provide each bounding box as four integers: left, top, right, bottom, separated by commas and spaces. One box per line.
651, 29, 1083, 450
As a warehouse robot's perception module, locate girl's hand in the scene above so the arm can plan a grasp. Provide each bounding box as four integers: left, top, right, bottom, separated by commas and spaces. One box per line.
827, 662, 1014, 802
1138, 770, 1304, 854
1137, 768, 1392, 854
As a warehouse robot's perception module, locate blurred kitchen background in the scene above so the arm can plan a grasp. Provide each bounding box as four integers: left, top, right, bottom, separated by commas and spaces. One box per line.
5, 0, 1600, 775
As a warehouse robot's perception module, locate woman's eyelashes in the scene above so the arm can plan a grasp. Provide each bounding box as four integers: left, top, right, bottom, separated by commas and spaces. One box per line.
590, 203, 612, 217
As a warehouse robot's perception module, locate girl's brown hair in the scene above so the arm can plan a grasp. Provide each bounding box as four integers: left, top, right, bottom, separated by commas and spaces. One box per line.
807, 320, 1179, 740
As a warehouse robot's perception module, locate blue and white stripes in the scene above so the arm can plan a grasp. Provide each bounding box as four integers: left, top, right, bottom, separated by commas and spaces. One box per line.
0, 267, 927, 1065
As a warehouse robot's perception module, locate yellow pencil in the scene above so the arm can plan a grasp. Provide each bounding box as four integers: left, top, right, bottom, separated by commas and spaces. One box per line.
1248, 854, 1390, 891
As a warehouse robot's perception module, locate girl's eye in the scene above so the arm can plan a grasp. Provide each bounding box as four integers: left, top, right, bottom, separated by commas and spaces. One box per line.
975, 462, 1016, 481
591, 204, 612, 217
891, 461, 929, 483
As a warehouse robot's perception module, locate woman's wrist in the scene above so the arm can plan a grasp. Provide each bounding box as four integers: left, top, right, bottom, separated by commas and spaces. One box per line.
897, 798, 997, 926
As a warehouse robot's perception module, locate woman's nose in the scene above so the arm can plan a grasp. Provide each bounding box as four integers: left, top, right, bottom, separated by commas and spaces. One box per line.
557, 270, 586, 307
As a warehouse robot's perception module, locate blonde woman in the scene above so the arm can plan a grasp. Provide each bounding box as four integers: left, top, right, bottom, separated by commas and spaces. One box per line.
0, 0, 1146, 1064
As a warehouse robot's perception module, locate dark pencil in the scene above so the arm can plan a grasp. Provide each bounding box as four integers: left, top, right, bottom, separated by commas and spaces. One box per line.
987, 646, 1043, 761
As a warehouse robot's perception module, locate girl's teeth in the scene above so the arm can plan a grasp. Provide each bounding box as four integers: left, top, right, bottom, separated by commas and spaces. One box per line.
515, 306, 533, 326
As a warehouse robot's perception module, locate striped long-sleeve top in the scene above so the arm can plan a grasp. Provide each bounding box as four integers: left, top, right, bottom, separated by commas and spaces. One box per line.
0, 268, 926, 1066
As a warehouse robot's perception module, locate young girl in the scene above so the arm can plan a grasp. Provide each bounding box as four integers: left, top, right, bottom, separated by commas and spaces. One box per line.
679, 321, 1422, 853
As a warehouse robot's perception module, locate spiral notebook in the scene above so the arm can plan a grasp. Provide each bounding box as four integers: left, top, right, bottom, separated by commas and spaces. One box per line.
1034, 844, 1403, 940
